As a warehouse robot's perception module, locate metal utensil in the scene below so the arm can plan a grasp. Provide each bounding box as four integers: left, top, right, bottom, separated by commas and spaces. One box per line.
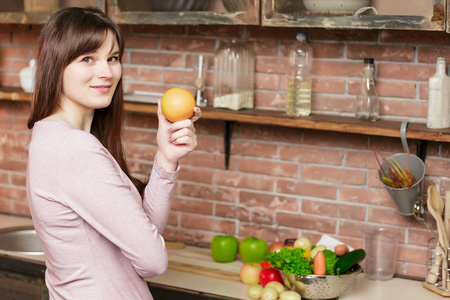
413, 201, 439, 241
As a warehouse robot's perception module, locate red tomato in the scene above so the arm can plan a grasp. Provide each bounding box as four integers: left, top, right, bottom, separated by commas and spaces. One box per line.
259, 268, 284, 287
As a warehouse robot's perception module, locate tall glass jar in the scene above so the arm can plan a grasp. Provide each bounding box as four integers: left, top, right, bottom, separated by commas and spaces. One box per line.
214, 39, 255, 111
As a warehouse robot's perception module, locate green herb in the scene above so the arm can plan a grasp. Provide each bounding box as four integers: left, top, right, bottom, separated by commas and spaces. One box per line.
322, 249, 339, 275
265, 247, 314, 276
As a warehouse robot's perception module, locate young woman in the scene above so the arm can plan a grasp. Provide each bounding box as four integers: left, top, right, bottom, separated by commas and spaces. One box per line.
26, 7, 201, 299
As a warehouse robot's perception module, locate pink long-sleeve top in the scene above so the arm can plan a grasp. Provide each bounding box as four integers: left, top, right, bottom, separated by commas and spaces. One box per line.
26, 120, 177, 300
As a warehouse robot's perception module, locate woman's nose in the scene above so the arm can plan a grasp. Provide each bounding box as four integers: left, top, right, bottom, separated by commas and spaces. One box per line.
98, 62, 113, 79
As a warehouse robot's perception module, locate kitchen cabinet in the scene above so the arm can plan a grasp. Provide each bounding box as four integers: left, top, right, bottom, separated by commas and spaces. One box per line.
262, 0, 446, 31
107, 0, 260, 25
0, 0, 105, 24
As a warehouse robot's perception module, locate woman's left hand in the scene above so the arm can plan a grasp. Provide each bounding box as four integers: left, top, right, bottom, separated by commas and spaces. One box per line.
155, 99, 202, 172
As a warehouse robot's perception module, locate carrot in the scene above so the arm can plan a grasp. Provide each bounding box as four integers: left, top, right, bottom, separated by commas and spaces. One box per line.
334, 244, 350, 257
313, 250, 326, 275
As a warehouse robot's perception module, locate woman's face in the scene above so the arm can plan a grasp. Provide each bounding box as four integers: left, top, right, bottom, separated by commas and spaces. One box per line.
60, 30, 122, 116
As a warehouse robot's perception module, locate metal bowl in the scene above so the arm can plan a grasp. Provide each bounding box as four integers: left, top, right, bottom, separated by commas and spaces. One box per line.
281, 265, 361, 299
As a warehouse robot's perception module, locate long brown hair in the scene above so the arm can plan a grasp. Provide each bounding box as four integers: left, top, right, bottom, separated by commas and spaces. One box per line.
27, 7, 146, 195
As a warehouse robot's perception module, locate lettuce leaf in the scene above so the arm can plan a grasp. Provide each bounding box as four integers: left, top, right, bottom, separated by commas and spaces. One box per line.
265, 247, 314, 276
322, 249, 339, 275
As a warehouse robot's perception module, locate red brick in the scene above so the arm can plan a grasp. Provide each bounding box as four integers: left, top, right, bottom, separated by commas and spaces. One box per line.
311, 94, 353, 113
239, 123, 302, 143
255, 73, 281, 90
418, 46, 450, 64
195, 136, 216, 152
180, 212, 236, 233
0, 32, 11, 43
126, 113, 158, 129
123, 128, 157, 144
425, 158, 450, 177
0, 74, 20, 87
348, 79, 416, 98
279, 145, 344, 165
339, 186, 393, 207
0, 59, 13, 72
11, 173, 26, 186
240, 191, 298, 211
302, 165, 366, 185
237, 157, 299, 178
215, 170, 275, 192
0, 186, 27, 202
397, 245, 427, 265
125, 143, 156, 161
277, 212, 337, 233
0, 45, 32, 59
230, 140, 278, 159
238, 222, 299, 243
277, 180, 337, 200
11, 200, 30, 216
302, 199, 366, 221
122, 66, 161, 82
124, 36, 158, 49
380, 30, 450, 45
405, 264, 426, 280
339, 219, 406, 239
311, 29, 377, 42
255, 57, 287, 74
162, 70, 194, 85
347, 44, 414, 62
408, 227, 436, 247
379, 99, 427, 118
303, 130, 368, 150
12, 32, 39, 45
312, 60, 362, 77
248, 40, 278, 56
378, 63, 435, 81
313, 77, 347, 94
180, 182, 237, 203
130, 52, 182, 67
224, 205, 274, 224
161, 37, 215, 52
171, 197, 213, 215
254, 91, 284, 109
178, 166, 214, 184
0, 171, 8, 184
345, 150, 379, 169
367, 206, 417, 226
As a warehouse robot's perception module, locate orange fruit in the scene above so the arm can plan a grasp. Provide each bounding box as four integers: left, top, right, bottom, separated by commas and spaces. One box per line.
161, 87, 195, 122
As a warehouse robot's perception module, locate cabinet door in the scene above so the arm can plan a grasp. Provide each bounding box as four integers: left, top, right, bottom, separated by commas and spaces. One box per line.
0, 0, 105, 24
262, 0, 445, 31
107, 0, 259, 25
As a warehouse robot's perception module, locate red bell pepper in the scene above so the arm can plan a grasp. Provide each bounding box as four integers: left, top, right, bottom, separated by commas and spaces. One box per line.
259, 268, 284, 287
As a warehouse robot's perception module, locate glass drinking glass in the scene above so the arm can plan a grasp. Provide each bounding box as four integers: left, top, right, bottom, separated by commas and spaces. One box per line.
192, 54, 209, 107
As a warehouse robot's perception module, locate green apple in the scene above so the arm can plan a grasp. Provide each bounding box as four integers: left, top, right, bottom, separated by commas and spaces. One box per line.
210, 235, 239, 263
239, 236, 269, 263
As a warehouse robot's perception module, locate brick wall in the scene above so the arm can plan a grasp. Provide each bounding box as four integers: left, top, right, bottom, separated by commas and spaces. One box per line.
1, 23, 450, 279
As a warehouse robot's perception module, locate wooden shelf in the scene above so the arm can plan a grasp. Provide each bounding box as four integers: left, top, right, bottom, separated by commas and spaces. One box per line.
2, 86, 450, 143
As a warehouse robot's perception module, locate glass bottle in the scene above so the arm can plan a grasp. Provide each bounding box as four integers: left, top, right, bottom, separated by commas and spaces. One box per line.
355, 58, 379, 122
213, 39, 255, 111
286, 33, 313, 117
427, 57, 450, 129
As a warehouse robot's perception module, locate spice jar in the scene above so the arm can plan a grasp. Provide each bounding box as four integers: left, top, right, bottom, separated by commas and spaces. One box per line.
213, 39, 255, 111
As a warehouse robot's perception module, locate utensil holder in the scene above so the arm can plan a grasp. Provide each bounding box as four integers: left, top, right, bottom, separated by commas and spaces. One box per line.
423, 238, 450, 296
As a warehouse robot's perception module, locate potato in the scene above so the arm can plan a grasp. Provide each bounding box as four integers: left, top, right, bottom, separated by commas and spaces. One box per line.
261, 286, 278, 300
280, 290, 302, 300
265, 281, 285, 294
334, 244, 350, 257
247, 284, 263, 299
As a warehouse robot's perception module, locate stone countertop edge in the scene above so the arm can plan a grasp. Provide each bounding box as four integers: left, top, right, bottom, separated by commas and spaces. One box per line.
0, 213, 443, 300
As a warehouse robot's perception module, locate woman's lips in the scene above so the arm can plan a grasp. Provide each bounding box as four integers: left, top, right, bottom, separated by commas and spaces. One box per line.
91, 85, 112, 93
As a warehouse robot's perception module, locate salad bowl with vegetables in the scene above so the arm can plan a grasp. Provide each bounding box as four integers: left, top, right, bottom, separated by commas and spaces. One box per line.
266, 243, 365, 300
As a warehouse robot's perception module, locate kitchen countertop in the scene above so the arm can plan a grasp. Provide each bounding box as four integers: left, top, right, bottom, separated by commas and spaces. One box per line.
0, 213, 444, 300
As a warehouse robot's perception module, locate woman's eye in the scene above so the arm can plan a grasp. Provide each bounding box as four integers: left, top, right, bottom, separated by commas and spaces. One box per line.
81, 57, 94, 63
109, 56, 119, 62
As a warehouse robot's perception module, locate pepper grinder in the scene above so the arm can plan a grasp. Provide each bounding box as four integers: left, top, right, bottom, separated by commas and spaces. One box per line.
192, 54, 208, 107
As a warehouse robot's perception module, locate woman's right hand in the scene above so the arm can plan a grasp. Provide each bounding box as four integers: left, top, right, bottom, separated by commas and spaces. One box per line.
155, 99, 201, 172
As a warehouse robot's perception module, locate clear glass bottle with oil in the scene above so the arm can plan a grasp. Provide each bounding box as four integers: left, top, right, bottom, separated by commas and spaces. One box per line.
286, 33, 313, 117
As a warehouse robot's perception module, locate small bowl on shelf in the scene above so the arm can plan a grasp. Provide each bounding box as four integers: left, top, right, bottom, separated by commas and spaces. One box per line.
280, 264, 361, 299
